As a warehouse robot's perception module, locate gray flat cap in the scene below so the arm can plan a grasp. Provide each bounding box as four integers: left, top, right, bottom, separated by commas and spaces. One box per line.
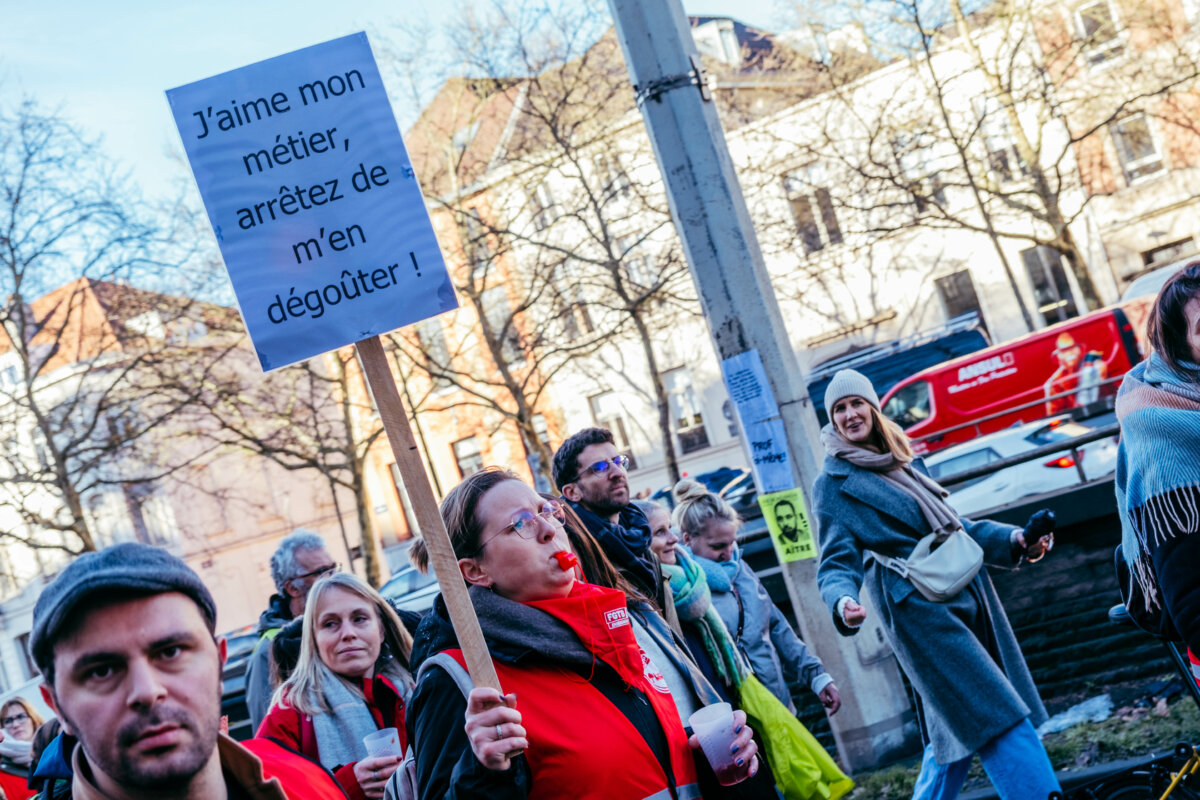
31, 542, 217, 674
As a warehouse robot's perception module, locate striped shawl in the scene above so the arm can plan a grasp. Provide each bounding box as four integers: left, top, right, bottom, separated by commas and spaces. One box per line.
1115, 353, 1200, 608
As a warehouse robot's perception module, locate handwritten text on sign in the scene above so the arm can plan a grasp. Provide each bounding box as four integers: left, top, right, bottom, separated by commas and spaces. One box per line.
167, 33, 456, 371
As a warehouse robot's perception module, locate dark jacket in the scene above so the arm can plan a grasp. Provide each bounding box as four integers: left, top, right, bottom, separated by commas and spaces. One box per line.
813, 454, 1046, 764
406, 589, 683, 800
48, 734, 347, 800
246, 593, 295, 731
567, 501, 664, 608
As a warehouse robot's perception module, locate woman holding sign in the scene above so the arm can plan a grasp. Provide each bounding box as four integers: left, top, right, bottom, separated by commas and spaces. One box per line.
258, 573, 415, 800
672, 480, 840, 718
812, 369, 1058, 800
406, 467, 760, 800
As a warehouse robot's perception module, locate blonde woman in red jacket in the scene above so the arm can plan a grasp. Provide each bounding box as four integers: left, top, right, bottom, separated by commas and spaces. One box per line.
258, 572, 414, 800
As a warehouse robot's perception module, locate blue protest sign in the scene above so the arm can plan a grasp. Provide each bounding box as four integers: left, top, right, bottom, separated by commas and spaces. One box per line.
167, 33, 457, 371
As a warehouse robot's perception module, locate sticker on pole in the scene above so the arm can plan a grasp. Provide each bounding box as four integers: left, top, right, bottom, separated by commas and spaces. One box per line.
166, 32, 457, 371
759, 488, 815, 562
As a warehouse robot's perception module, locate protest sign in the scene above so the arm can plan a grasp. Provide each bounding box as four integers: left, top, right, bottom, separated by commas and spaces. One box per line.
167, 32, 457, 371
167, 36, 500, 692
759, 488, 816, 562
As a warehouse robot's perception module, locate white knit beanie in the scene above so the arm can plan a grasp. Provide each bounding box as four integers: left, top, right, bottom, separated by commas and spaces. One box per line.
823, 369, 881, 420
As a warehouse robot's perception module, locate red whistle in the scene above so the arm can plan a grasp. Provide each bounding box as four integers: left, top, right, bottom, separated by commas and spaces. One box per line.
554, 551, 579, 571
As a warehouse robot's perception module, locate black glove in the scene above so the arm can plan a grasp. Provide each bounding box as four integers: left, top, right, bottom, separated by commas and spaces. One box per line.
1024, 509, 1055, 539
1021, 509, 1055, 561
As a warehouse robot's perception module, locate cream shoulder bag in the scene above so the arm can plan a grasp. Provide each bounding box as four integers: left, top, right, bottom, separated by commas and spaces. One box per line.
871, 528, 984, 602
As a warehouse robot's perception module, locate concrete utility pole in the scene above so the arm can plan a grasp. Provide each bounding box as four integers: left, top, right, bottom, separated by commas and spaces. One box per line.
606, 0, 919, 771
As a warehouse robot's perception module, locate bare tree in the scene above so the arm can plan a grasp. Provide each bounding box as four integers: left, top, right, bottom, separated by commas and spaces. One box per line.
396, 0, 707, 484
761, 0, 1200, 333
0, 102, 238, 564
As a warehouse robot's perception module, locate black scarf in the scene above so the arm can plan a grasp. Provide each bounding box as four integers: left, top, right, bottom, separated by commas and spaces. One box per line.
567, 500, 659, 598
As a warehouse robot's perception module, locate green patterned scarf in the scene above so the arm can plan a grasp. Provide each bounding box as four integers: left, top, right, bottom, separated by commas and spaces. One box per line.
661, 549, 745, 688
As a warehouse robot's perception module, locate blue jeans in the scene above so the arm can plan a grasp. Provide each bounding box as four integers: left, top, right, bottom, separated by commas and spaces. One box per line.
911, 718, 1060, 800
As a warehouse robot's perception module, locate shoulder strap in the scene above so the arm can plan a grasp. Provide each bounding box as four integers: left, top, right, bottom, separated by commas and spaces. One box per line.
416, 652, 475, 698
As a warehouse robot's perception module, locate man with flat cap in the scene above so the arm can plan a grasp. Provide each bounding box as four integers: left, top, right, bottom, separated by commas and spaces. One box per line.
30, 541, 347, 800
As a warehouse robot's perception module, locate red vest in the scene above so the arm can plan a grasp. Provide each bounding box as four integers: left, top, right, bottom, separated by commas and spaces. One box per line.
241, 737, 350, 799
444, 583, 700, 800
0, 767, 33, 799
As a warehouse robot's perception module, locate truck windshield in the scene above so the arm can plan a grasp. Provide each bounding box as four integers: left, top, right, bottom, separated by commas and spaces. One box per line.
883, 380, 932, 429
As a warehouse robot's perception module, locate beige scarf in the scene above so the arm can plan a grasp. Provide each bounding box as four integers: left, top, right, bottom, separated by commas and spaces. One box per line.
821, 424, 964, 538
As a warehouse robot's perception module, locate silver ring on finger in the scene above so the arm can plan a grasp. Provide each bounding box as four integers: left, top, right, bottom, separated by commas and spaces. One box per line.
495, 723, 504, 740
372, 769, 378, 781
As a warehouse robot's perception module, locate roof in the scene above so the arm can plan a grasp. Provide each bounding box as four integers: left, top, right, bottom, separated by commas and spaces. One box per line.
0, 277, 241, 375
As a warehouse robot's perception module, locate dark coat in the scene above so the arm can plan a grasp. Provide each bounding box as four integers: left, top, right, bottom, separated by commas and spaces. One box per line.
812, 454, 1047, 764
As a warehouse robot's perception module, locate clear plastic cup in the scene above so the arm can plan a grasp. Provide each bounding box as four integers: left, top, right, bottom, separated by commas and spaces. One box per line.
688, 702, 739, 785
363, 727, 402, 758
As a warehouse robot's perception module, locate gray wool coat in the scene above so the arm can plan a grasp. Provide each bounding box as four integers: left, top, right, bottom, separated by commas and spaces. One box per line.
812, 454, 1047, 764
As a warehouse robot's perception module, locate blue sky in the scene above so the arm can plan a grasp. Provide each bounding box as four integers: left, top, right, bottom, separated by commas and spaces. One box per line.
0, 0, 795, 202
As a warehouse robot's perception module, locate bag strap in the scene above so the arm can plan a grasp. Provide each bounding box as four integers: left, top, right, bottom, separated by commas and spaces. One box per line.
868, 549, 910, 579
415, 652, 475, 699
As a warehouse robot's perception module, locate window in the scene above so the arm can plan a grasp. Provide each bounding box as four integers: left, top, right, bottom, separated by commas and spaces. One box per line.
1142, 237, 1194, 267
0, 365, 18, 386
532, 414, 552, 449
783, 168, 842, 255
462, 209, 492, 282
125, 311, 165, 339
553, 260, 594, 341
594, 152, 631, 200
30, 432, 50, 471
452, 121, 480, 159
926, 447, 1001, 491
530, 182, 558, 231
1111, 115, 1164, 184
480, 287, 524, 365
894, 137, 947, 215
617, 235, 655, 286
882, 380, 932, 430
417, 320, 452, 392
453, 437, 484, 477
936, 270, 982, 320
14, 633, 37, 679
1021, 246, 1079, 325
589, 392, 638, 470
973, 98, 1028, 184
1076, 0, 1124, 66
662, 368, 710, 454
123, 482, 167, 546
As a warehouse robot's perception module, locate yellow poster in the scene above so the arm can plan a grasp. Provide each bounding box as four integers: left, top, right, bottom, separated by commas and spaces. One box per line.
759, 489, 816, 562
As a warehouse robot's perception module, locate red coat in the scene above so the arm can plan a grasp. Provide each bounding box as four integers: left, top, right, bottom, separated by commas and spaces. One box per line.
256, 674, 407, 800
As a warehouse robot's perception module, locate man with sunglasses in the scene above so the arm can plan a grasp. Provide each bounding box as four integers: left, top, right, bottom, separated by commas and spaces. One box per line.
245, 530, 338, 731
552, 428, 665, 609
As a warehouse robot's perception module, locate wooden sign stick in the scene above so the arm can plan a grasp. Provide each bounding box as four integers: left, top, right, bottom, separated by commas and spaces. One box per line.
354, 335, 501, 690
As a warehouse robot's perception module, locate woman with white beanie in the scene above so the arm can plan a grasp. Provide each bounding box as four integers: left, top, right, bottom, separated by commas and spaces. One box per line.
812, 369, 1059, 800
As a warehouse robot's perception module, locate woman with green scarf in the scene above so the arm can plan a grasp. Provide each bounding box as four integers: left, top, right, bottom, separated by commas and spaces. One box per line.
637, 498, 743, 700
638, 496, 853, 800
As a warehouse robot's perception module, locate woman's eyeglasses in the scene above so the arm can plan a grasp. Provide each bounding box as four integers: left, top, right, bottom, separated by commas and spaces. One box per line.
474, 501, 566, 554
1, 712, 28, 727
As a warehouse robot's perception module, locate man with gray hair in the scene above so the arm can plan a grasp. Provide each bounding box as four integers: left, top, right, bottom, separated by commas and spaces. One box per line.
245, 529, 336, 730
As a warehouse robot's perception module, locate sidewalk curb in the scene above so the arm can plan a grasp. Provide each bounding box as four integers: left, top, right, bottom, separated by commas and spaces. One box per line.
959, 755, 1158, 800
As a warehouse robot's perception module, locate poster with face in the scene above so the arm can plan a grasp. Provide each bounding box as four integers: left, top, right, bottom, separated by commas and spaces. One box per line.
759, 488, 815, 562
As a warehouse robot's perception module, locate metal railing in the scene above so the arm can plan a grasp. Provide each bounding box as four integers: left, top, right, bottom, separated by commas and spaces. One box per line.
909, 374, 1126, 445
737, 420, 1121, 547
936, 422, 1120, 487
